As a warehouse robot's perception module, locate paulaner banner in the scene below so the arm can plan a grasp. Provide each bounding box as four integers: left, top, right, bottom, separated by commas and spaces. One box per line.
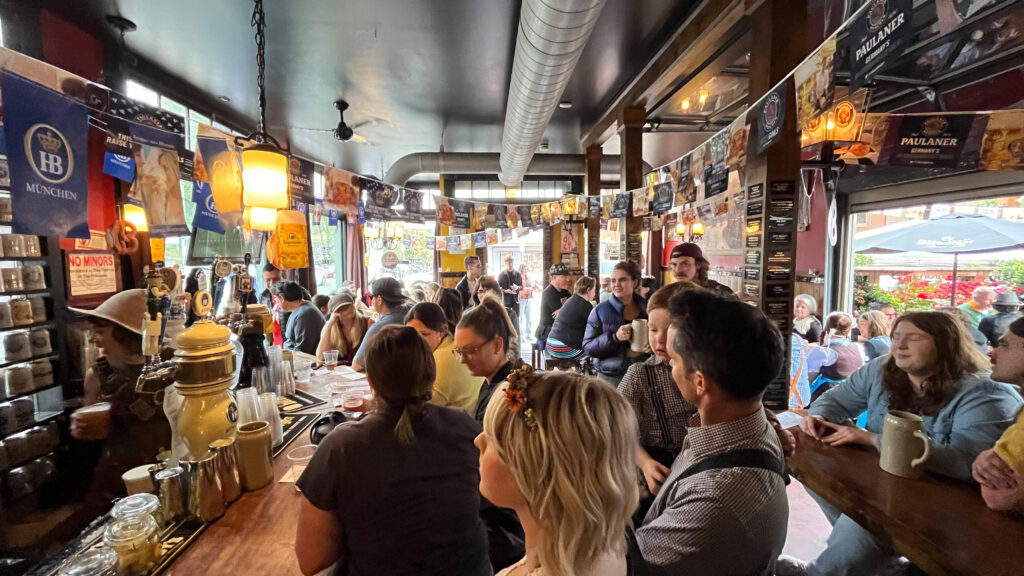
848, 0, 912, 93
1, 71, 90, 239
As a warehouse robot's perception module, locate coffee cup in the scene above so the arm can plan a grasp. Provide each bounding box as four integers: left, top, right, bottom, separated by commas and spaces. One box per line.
880, 410, 932, 479
630, 319, 649, 353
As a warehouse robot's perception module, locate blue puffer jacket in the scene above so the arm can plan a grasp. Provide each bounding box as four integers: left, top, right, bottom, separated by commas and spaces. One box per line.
583, 293, 648, 377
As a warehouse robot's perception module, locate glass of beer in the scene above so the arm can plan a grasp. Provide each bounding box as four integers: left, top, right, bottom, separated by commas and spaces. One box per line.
72, 402, 111, 440
323, 350, 339, 371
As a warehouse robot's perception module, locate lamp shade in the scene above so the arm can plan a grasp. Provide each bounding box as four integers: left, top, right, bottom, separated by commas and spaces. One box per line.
241, 144, 288, 209
123, 204, 149, 232
692, 222, 705, 235
247, 206, 278, 231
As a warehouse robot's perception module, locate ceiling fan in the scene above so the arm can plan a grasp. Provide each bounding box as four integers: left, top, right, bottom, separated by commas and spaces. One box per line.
276, 99, 372, 145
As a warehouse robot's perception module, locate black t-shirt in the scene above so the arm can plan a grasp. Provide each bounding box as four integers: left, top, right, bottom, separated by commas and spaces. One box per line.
539, 284, 572, 328
497, 270, 523, 309
297, 405, 491, 576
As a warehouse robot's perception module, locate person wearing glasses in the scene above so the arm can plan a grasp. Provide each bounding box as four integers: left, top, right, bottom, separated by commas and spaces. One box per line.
405, 302, 481, 415
454, 298, 519, 423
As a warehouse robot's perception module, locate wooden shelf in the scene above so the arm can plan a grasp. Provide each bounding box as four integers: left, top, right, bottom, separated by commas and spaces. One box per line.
0, 353, 58, 371
2, 410, 62, 443
0, 320, 54, 335
2, 383, 61, 404
0, 256, 47, 263
1, 445, 60, 475
0, 289, 52, 297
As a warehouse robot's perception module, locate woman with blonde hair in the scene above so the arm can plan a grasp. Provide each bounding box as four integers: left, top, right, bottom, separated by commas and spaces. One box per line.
856, 309, 892, 360
476, 365, 639, 576
316, 292, 369, 365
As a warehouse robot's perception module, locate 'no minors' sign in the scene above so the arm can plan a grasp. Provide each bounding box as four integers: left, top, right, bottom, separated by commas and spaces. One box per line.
67, 252, 117, 296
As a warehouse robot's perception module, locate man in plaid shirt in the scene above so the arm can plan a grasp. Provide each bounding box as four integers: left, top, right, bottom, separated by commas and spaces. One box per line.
637, 290, 789, 576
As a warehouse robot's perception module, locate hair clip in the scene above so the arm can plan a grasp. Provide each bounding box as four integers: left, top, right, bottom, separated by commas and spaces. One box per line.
503, 362, 539, 431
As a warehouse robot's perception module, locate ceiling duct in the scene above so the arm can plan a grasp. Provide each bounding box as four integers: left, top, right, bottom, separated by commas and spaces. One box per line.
498, 0, 608, 187
385, 152, 649, 186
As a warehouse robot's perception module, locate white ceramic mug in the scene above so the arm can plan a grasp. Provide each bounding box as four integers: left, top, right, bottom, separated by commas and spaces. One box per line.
29, 329, 51, 356
3, 331, 31, 362
0, 302, 12, 329
28, 299, 45, 322
22, 266, 45, 290
880, 410, 932, 479
630, 319, 649, 353
4, 365, 33, 396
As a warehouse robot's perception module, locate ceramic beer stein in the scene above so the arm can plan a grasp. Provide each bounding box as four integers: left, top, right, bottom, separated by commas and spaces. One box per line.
28, 298, 45, 322
1, 268, 23, 292
880, 410, 932, 479
1, 234, 24, 258
22, 266, 45, 291
10, 299, 32, 326
0, 302, 12, 329
22, 236, 41, 258
630, 319, 649, 353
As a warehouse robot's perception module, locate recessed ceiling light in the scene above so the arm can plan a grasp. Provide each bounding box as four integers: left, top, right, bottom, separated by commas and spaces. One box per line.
558, 101, 573, 109
218, 95, 231, 103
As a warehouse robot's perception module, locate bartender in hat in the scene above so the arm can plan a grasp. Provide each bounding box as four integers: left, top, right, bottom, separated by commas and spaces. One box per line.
667, 242, 735, 297
69, 289, 172, 497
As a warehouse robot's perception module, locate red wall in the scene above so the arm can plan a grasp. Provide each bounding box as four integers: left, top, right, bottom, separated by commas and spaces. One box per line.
796, 170, 827, 275
40, 10, 105, 81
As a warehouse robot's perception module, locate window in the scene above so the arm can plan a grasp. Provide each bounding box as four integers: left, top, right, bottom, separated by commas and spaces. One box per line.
160, 95, 187, 117
125, 79, 159, 107
187, 109, 211, 151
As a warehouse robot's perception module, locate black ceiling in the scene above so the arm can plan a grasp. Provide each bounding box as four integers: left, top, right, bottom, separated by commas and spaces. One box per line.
43, 0, 698, 178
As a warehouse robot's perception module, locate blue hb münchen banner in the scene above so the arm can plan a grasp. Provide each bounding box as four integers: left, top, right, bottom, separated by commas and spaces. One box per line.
1, 71, 90, 239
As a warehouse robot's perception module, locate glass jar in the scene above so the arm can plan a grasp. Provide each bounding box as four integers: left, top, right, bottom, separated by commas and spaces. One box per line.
58, 548, 118, 576
102, 515, 162, 576
111, 493, 161, 523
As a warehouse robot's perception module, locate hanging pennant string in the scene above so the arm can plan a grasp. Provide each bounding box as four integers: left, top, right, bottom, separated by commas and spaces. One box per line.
644, 0, 877, 180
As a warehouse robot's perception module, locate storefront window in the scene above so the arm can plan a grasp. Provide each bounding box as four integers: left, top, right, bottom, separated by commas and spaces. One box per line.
309, 170, 344, 292
365, 221, 436, 286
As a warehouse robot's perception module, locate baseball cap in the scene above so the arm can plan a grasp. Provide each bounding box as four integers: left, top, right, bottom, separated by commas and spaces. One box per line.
327, 291, 357, 315
370, 277, 405, 304
670, 242, 703, 261
549, 263, 570, 277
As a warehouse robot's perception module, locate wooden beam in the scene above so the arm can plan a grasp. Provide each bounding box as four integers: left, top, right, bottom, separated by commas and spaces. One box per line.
580, 0, 747, 148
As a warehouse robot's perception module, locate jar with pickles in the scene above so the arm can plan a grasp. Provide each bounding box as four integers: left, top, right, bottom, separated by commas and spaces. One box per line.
102, 515, 162, 576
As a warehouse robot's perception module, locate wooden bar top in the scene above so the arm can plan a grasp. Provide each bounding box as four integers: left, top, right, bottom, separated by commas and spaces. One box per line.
165, 353, 352, 575
787, 428, 1024, 576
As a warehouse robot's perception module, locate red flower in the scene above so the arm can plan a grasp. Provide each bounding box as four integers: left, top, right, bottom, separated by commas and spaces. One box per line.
917, 293, 930, 299
503, 387, 527, 413
945, 275, 953, 281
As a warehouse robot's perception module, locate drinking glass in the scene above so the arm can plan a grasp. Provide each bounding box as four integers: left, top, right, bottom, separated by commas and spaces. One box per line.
235, 388, 261, 425
323, 350, 339, 371
286, 444, 317, 492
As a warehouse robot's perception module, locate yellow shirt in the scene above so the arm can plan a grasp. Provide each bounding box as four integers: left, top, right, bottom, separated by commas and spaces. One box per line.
995, 408, 1024, 475
432, 336, 484, 416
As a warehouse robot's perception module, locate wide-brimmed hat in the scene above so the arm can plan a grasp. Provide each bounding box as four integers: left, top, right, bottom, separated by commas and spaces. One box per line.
69, 289, 148, 335
327, 291, 357, 315
994, 291, 1022, 307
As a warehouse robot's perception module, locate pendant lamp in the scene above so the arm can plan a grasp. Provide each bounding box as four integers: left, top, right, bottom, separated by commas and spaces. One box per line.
239, 0, 288, 213
123, 204, 149, 232
245, 206, 279, 231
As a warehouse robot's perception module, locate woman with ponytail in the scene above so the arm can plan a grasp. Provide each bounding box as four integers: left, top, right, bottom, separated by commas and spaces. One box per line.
295, 325, 491, 576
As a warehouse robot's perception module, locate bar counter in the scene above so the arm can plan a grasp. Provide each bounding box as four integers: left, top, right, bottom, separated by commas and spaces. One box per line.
164, 352, 337, 575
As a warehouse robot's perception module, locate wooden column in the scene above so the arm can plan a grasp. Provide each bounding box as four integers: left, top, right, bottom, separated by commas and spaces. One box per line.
746, 0, 807, 409
620, 106, 645, 267
585, 145, 602, 278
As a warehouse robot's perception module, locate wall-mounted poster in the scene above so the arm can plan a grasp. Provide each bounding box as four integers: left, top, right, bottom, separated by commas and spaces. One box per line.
673, 155, 695, 205
726, 111, 749, 168
979, 109, 1024, 171
1, 71, 91, 239
323, 166, 360, 221
560, 223, 579, 267
651, 181, 674, 213
633, 187, 651, 216
848, 0, 913, 92
794, 36, 836, 130
885, 113, 975, 168
67, 252, 117, 296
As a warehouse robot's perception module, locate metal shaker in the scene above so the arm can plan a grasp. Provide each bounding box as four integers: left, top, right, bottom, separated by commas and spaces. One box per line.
209, 437, 242, 503
180, 451, 225, 523
154, 466, 187, 523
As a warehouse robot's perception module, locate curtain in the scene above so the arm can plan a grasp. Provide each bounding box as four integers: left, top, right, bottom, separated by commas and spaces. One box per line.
347, 222, 367, 295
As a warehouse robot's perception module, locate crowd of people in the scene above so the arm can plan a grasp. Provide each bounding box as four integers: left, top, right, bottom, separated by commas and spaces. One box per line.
223, 250, 1024, 575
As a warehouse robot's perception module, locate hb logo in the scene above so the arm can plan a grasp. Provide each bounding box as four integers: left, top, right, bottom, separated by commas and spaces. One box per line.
24, 124, 74, 184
